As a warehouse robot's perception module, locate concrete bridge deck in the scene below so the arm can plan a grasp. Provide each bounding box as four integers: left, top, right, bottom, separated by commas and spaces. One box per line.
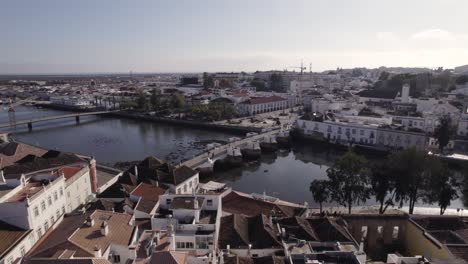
0, 110, 118, 129
180, 129, 282, 169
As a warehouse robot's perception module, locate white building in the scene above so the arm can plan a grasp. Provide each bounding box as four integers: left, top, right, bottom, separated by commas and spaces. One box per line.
237, 96, 288, 116
0, 172, 67, 251
151, 193, 222, 255
50, 96, 92, 107
296, 118, 427, 150
457, 104, 468, 137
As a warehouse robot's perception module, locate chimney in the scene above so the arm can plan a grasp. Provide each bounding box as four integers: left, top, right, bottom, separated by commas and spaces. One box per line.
93, 245, 102, 258
0, 170, 5, 184
168, 223, 176, 251
155, 232, 161, 244
134, 165, 138, 178
86, 216, 95, 227
89, 157, 98, 193
100, 221, 109, 236
219, 252, 224, 264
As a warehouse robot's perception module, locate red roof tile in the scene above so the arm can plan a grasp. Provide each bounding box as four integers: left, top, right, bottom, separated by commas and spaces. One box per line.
130, 183, 166, 201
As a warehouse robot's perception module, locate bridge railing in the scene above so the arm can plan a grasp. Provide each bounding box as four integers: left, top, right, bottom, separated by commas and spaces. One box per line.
180, 129, 281, 168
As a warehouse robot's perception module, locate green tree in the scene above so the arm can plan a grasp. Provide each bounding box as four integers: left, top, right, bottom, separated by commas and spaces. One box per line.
309, 180, 330, 214
203, 72, 214, 89
434, 116, 453, 152
136, 91, 148, 110
170, 93, 185, 109
250, 78, 267, 91
423, 158, 459, 215
269, 73, 283, 92
150, 89, 160, 110
326, 150, 370, 214
391, 148, 429, 214
370, 161, 396, 214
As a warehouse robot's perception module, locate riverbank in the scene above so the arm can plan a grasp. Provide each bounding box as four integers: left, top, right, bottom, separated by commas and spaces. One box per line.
38, 103, 264, 134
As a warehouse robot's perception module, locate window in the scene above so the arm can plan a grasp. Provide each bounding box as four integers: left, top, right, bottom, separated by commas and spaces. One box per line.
177, 188, 181, 194
44, 221, 49, 231
41, 201, 46, 211
352, 129, 356, 134
207, 199, 213, 206
189, 181, 192, 188
166, 199, 172, 205
34, 206, 39, 217
59, 187, 64, 196
184, 184, 187, 193
61, 206, 66, 214
56, 210, 60, 219
360, 130, 364, 136
54, 191, 58, 201
112, 255, 121, 263
48, 196, 52, 205
20, 246, 26, 256
361, 226, 368, 240
7, 256, 13, 264
377, 226, 384, 239
51, 216, 55, 224
37, 228, 42, 238
392, 226, 399, 239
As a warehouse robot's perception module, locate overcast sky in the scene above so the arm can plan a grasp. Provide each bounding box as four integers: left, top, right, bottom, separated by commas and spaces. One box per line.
1, 0, 468, 74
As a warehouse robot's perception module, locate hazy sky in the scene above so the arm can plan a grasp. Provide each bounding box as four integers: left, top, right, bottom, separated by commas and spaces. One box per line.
1, 0, 468, 74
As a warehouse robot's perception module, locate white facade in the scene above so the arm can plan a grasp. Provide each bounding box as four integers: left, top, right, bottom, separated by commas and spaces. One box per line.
152, 194, 222, 255
296, 119, 427, 150
174, 173, 199, 195
64, 167, 93, 213
50, 96, 92, 107
0, 174, 67, 245
237, 98, 288, 116
457, 105, 468, 137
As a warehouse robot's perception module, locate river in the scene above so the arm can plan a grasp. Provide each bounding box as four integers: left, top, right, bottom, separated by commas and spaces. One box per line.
0, 106, 465, 208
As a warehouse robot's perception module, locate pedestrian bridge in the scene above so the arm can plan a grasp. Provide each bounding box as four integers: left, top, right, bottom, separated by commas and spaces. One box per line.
0, 110, 118, 130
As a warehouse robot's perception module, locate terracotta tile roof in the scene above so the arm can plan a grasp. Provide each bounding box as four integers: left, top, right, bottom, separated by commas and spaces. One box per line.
58, 166, 85, 181
222, 191, 299, 218
130, 183, 166, 201
241, 96, 286, 105
30, 213, 92, 258
277, 217, 319, 241
68, 210, 135, 254
149, 251, 187, 264
3, 152, 84, 178
30, 210, 136, 258
6, 181, 45, 202
0, 221, 30, 259
135, 199, 157, 214
225, 256, 286, 264
23, 258, 112, 264
219, 214, 281, 249
306, 217, 353, 242
447, 246, 468, 263
0, 142, 47, 169
171, 166, 197, 185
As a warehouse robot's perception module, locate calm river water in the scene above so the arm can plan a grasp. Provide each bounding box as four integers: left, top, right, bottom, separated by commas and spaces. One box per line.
0, 106, 465, 208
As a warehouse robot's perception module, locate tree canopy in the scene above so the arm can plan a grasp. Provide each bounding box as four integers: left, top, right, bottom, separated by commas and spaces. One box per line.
326, 150, 370, 214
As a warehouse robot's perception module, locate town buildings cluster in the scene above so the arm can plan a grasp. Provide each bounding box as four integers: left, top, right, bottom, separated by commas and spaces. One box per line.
1, 139, 468, 264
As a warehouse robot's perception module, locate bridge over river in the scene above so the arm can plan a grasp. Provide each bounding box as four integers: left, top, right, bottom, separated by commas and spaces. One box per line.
179, 128, 284, 169
0, 110, 118, 130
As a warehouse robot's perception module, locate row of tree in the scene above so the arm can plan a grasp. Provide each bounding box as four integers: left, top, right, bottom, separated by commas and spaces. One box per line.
310, 148, 461, 215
